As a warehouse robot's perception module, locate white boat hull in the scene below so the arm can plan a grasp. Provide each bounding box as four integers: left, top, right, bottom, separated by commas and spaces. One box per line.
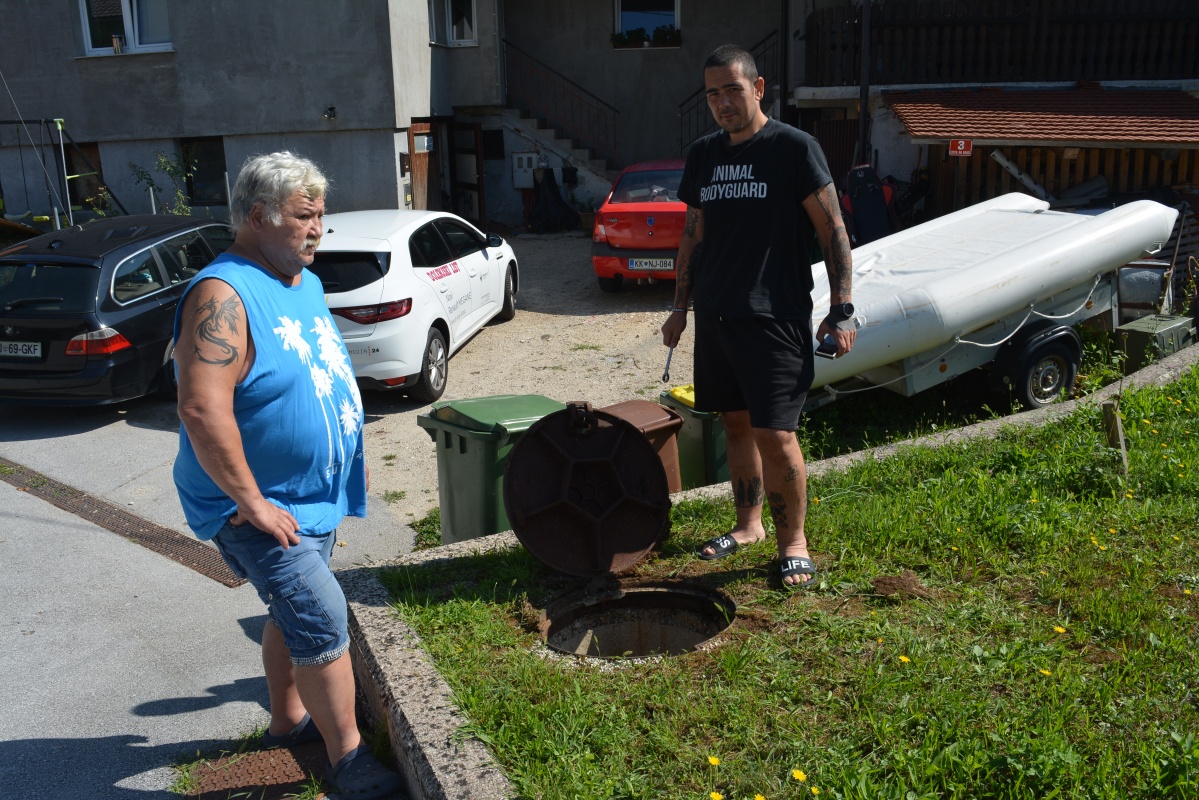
810, 194, 1179, 388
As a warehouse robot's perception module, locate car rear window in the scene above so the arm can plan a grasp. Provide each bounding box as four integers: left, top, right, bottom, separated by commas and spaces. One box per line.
0, 262, 99, 313
609, 169, 683, 204
309, 252, 389, 294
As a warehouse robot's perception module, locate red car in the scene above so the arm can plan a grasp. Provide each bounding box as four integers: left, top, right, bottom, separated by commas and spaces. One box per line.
590, 159, 686, 292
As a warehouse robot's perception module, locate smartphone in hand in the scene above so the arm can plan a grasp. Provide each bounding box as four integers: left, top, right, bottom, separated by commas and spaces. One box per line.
815, 334, 838, 359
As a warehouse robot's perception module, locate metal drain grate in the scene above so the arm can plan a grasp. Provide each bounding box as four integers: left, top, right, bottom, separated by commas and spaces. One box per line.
0, 456, 244, 587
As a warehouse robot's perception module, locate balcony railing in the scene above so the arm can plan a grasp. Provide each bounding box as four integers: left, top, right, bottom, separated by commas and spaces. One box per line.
503, 40, 620, 167
805, 0, 1199, 87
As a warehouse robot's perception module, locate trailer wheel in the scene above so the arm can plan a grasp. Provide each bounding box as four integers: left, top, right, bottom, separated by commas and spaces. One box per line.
1014, 341, 1077, 409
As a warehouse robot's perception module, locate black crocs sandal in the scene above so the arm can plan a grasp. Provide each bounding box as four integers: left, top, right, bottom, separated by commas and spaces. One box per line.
696, 534, 740, 561
326, 744, 404, 799
261, 713, 323, 749
780, 556, 820, 590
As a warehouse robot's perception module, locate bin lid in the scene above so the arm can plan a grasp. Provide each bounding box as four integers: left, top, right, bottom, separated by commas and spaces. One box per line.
503, 402, 671, 577
428, 394, 565, 435
600, 399, 683, 435
667, 384, 697, 408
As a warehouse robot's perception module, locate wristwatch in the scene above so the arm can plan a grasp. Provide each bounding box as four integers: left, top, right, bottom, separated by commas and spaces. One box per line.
829, 302, 854, 320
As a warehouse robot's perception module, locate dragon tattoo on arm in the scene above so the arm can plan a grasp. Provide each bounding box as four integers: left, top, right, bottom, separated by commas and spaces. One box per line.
193, 295, 243, 367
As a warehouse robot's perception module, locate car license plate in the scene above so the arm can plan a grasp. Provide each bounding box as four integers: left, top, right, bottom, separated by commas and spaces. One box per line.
0, 341, 41, 358
628, 258, 674, 271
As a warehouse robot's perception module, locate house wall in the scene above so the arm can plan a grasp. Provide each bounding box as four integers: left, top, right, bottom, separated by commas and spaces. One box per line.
0, 0, 433, 218
442, 4, 505, 109
390, 0, 438, 122
501, 0, 780, 165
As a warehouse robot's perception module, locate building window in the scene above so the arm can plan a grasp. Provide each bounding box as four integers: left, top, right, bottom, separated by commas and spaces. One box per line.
79, 0, 171, 55
613, 0, 681, 48
181, 138, 228, 207
429, 0, 476, 46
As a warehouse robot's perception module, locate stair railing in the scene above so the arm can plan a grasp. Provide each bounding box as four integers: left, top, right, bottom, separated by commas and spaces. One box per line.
503, 40, 621, 167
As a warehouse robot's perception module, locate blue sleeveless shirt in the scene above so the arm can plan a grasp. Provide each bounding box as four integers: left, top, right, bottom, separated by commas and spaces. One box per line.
173, 254, 367, 540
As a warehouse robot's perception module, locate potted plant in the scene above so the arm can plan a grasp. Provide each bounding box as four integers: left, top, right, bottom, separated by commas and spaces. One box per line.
652, 25, 682, 47
624, 27, 649, 47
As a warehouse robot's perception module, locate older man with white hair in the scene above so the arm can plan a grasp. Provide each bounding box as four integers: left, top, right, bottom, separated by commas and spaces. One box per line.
173, 151, 402, 799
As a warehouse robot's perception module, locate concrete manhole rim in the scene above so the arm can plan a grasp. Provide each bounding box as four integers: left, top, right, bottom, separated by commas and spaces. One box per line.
538, 577, 737, 660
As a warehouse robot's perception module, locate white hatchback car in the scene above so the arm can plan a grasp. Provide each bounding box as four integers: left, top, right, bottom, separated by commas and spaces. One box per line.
310, 210, 518, 402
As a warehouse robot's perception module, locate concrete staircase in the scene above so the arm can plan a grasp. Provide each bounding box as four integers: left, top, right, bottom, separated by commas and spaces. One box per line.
499, 107, 621, 186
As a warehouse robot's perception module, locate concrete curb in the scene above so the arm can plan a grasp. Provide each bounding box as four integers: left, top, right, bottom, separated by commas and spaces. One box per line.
342, 346, 1199, 800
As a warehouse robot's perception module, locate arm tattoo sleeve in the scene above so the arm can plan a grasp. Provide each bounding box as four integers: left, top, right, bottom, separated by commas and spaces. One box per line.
815, 188, 853, 297
194, 295, 242, 366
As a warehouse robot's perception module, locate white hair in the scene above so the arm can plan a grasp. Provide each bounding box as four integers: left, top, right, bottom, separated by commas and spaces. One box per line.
228, 151, 328, 232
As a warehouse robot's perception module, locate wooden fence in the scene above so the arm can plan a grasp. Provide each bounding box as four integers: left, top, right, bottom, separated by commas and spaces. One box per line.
927, 144, 1199, 215
806, 0, 1199, 87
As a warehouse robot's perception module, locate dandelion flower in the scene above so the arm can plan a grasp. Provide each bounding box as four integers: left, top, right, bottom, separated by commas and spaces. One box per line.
793, 769, 807, 782
1030, 498, 1038, 503
1054, 626, 1066, 633
710, 793, 723, 800
1153, 430, 1160, 434
951, 546, 958, 551
1173, 536, 1181, 541
811, 788, 821, 796
1186, 589, 1193, 596
899, 655, 911, 663
708, 756, 720, 767
1039, 668, 1052, 676
1143, 419, 1151, 424
1108, 528, 1116, 534
812, 497, 820, 504
877, 638, 883, 644
1099, 545, 1108, 551
755, 795, 766, 800
956, 527, 962, 532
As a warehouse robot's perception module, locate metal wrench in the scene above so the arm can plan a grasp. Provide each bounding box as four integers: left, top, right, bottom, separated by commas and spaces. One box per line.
662, 346, 674, 383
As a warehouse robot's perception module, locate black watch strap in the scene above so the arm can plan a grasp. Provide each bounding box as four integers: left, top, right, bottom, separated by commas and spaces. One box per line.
830, 302, 854, 320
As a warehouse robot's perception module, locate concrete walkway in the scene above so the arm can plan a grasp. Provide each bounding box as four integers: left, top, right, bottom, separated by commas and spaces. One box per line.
0, 399, 414, 799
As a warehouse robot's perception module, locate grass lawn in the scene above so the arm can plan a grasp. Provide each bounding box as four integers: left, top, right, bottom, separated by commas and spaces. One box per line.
381, 359, 1198, 799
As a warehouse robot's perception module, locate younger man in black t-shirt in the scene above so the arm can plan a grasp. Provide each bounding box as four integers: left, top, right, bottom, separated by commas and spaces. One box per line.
661, 44, 856, 588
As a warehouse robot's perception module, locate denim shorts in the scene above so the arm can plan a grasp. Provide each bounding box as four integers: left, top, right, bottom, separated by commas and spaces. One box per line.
212, 519, 349, 667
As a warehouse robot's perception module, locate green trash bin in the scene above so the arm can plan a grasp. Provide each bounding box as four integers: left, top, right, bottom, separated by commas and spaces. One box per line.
416, 394, 565, 544
658, 384, 729, 489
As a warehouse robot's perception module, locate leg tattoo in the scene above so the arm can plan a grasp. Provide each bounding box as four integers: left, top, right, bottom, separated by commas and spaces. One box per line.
767, 492, 788, 529
734, 477, 764, 509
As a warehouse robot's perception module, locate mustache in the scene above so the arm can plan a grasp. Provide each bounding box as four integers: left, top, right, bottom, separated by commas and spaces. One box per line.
304, 237, 321, 248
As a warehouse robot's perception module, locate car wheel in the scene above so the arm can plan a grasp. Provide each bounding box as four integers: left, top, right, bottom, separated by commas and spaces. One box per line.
498, 264, 516, 321
157, 340, 178, 400
597, 275, 623, 293
1013, 341, 1077, 409
408, 327, 448, 403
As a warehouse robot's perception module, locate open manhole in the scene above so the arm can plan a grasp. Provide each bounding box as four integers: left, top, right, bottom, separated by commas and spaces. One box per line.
541, 580, 735, 659
505, 402, 737, 659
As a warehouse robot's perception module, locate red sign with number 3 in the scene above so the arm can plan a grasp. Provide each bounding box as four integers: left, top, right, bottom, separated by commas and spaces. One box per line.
949, 138, 973, 157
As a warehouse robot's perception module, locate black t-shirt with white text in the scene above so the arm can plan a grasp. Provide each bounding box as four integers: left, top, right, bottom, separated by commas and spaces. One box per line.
679, 119, 832, 319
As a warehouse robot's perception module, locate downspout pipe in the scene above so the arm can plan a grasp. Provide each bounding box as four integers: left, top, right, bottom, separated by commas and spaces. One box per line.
855, 1, 871, 167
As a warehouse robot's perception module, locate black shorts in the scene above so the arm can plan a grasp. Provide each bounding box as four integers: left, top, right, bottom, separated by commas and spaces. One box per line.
693, 313, 814, 430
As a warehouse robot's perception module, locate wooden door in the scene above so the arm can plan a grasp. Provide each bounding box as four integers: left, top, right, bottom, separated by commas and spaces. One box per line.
407, 124, 431, 210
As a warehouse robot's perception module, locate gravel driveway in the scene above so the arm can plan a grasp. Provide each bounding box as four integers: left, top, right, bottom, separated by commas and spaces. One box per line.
360, 231, 693, 526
